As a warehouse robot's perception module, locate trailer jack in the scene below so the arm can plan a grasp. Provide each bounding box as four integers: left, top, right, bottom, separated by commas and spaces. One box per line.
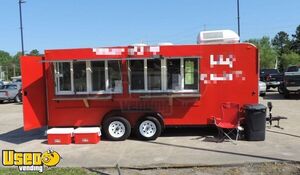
266, 102, 287, 129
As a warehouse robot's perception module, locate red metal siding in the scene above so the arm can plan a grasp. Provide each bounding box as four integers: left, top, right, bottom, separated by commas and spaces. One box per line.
23, 43, 258, 129
21, 56, 47, 130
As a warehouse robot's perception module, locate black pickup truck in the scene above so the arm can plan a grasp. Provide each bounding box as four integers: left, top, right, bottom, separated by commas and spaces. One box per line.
260, 69, 283, 90
283, 65, 300, 98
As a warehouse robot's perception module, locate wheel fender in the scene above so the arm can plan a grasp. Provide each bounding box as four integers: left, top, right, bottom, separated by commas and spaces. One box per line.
143, 112, 165, 130
101, 110, 124, 125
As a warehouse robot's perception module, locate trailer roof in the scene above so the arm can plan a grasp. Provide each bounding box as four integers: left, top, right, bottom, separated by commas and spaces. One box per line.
44, 43, 256, 61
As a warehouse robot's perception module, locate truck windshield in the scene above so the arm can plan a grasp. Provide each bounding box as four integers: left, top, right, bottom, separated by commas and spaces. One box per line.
286, 66, 300, 72
260, 69, 279, 75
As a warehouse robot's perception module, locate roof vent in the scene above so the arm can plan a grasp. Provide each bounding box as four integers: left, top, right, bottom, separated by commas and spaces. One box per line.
158, 42, 174, 46
197, 30, 239, 44
131, 43, 148, 46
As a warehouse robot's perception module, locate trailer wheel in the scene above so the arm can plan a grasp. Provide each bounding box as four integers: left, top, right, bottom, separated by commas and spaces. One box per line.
135, 116, 161, 141
103, 116, 131, 141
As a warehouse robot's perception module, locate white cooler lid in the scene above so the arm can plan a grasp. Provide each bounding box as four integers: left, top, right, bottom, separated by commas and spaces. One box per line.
74, 127, 101, 135
47, 128, 74, 134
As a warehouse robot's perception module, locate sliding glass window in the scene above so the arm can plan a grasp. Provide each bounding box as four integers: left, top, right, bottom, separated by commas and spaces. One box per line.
54, 60, 122, 95
184, 58, 198, 90
129, 58, 199, 93
56, 62, 72, 94
108, 60, 122, 92
167, 59, 181, 90
129, 60, 145, 90
73, 61, 87, 93
91, 61, 105, 91
147, 59, 162, 90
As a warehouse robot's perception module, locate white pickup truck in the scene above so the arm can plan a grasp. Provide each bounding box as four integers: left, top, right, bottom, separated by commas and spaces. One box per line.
283, 65, 300, 98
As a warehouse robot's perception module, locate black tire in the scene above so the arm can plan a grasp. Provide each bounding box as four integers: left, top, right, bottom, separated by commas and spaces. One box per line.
135, 116, 162, 141
0, 100, 3, 104
260, 93, 266, 97
14, 95, 21, 103
278, 86, 284, 94
283, 91, 290, 99
102, 116, 131, 141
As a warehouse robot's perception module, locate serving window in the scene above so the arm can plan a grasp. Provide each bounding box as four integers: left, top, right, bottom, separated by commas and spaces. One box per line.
107, 60, 122, 93
91, 61, 105, 91
147, 59, 162, 91
183, 58, 198, 90
128, 57, 199, 93
54, 60, 122, 95
129, 60, 145, 91
73, 61, 87, 93
55, 62, 73, 94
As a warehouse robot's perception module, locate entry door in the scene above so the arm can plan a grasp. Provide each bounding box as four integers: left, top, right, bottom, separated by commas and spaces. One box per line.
21, 56, 47, 131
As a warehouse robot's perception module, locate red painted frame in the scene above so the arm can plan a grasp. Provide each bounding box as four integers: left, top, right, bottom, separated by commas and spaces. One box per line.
21, 43, 258, 131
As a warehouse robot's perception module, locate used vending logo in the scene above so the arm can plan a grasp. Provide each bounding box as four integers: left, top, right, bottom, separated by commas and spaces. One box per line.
2, 149, 61, 173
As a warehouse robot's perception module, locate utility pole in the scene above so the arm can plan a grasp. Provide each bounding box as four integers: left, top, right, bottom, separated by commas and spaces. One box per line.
237, 0, 240, 38
13, 64, 16, 77
0, 66, 2, 80
6, 66, 9, 81
19, 0, 25, 56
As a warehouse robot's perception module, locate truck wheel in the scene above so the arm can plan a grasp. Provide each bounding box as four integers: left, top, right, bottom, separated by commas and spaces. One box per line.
283, 91, 290, 99
278, 86, 284, 94
260, 92, 266, 97
103, 116, 131, 141
14, 95, 21, 103
135, 116, 161, 141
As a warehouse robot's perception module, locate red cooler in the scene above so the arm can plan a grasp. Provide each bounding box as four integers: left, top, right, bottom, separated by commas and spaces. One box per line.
47, 128, 74, 145
74, 127, 101, 144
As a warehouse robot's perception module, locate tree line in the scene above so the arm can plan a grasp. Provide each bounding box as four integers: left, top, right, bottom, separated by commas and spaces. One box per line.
1, 25, 300, 80
245, 25, 300, 72
0, 49, 41, 80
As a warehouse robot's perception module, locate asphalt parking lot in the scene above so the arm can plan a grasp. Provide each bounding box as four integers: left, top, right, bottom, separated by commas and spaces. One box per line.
0, 91, 300, 168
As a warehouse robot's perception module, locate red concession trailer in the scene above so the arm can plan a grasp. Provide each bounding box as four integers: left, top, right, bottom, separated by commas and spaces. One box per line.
20, 30, 265, 141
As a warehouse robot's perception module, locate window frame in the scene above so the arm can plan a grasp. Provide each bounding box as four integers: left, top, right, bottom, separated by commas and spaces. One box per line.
105, 60, 123, 94
73, 61, 89, 95
54, 60, 123, 95
128, 57, 199, 94
90, 60, 107, 94
54, 61, 74, 95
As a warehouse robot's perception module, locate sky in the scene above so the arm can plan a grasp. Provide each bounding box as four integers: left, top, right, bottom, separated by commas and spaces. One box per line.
0, 0, 299, 55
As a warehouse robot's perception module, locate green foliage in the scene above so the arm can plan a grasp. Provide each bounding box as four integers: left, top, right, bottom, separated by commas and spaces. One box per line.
281, 52, 300, 69
272, 31, 292, 71
0, 49, 42, 80
291, 25, 300, 54
28, 49, 41, 56
272, 31, 291, 55
0, 51, 21, 80
246, 25, 300, 71
1, 25, 300, 79
0, 50, 12, 66
245, 37, 277, 69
